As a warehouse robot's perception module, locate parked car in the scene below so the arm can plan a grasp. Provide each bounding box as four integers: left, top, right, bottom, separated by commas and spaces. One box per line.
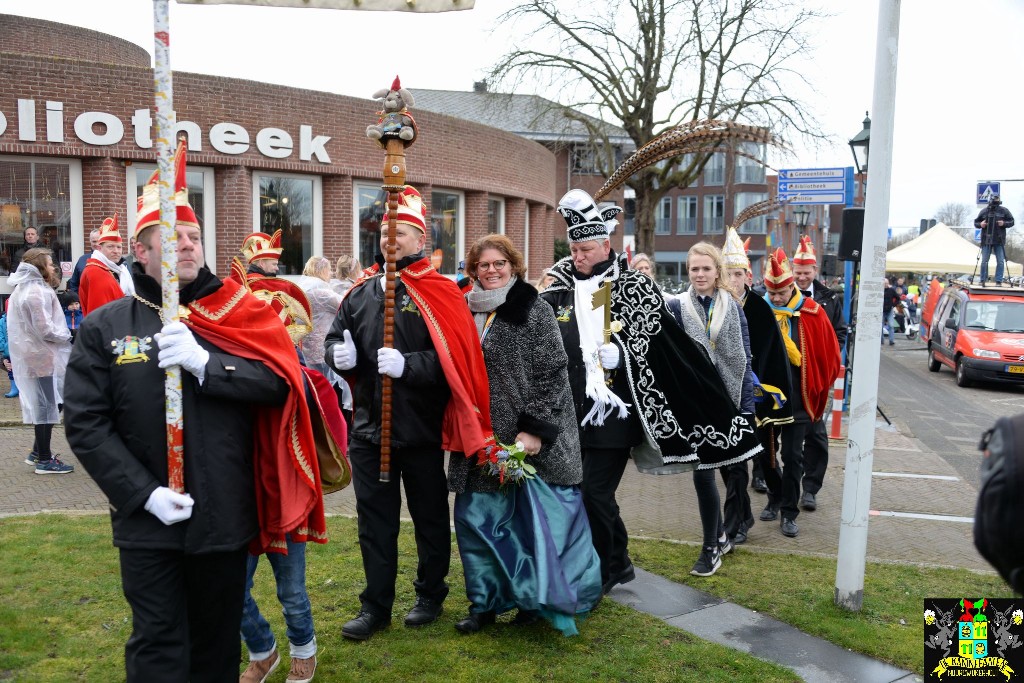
921, 278, 1024, 387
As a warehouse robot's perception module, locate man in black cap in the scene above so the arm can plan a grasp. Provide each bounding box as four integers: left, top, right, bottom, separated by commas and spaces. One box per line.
975, 195, 1015, 285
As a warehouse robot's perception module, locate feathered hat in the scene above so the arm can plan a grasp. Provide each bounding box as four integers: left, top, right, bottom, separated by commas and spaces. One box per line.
135, 139, 200, 240
557, 189, 622, 243
721, 227, 749, 271
97, 213, 122, 244
380, 185, 427, 234
793, 235, 817, 266
240, 230, 283, 264
763, 248, 795, 292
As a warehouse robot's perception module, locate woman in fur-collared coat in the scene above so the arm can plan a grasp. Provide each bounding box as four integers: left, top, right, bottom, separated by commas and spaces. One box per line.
448, 234, 601, 637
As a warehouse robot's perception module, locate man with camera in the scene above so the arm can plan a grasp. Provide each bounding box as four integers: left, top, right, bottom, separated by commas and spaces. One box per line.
974, 195, 1015, 286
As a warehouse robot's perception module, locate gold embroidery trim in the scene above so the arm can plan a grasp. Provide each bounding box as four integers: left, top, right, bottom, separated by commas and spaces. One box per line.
290, 411, 315, 485
189, 284, 247, 322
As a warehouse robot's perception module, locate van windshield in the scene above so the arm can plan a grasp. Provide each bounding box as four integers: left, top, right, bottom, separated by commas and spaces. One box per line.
964, 301, 1024, 332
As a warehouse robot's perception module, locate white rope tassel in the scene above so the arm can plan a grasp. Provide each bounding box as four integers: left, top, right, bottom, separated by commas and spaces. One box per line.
580, 349, 630, 427
575, 277, 630, 427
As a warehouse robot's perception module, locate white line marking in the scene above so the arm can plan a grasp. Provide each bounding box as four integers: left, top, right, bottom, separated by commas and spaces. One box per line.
872, 472, 959, 481
869, 510, 973, 523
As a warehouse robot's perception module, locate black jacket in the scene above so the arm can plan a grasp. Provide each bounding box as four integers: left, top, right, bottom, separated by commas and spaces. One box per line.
539, 253, 643, 449
975, 204, 1015, 246
324, 253, 450, 448
809, 279, 848, 348
64, 267, 289, 553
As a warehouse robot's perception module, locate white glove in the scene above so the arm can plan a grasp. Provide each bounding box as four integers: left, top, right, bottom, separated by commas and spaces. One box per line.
332, 329, 357, 371
156, 321, 210, 382
377, 347, 406, 378
144, 486, 194, 526
598, 343, 620, 370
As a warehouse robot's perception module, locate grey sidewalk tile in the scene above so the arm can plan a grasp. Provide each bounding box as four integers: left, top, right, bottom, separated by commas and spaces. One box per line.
613, 569, 916, 683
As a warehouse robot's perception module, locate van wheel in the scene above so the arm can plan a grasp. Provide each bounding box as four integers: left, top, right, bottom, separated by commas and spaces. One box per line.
955, 357, 973, 387
927, 349, 941, 372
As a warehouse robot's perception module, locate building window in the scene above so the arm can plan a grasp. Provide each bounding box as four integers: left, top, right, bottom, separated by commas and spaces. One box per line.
623, 196, 636, 236
253, 173, 319, 276
488, 197, 505, 234
703, 195, 725, 234
677, 196, 697, 234
703, 152, 725, 186
735, 191, 769, 234
571, 144, 601, 175
130, 163, 216, 270
734, 141, 766, 184
431, 190, 463, 277
0, 157, 80, 281
354, 183, 387, 272
655, 196, 672, 235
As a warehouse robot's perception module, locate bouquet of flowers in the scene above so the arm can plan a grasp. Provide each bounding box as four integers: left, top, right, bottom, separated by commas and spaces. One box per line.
479, 440, 536, 488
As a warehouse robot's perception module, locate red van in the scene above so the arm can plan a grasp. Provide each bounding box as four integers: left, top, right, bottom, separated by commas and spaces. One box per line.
922, 278, 1024, 387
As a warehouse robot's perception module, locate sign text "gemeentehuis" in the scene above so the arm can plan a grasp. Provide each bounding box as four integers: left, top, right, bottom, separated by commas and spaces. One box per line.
0, 100, 332, 163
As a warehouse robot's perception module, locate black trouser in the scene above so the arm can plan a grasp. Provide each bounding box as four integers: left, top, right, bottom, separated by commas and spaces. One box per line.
692, 468, 723, 547
119, 547, 247, 683
720, 461, 754, 538
580, 446, 631, 584
349, 438, 451, 617
801, 418, 830, 495
778, 422, 810, 521
756, 425, 782, 509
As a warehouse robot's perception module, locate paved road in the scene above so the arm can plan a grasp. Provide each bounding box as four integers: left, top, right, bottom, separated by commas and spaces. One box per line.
876, 336, 1024, 488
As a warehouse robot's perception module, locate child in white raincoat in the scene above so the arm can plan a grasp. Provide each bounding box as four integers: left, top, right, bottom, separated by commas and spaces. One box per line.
7, 248, 73, 473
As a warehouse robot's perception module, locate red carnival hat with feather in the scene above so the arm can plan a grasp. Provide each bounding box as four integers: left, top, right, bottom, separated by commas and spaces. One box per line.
380, 185, 427, 234
793, 235, 817, 266
764, 247, 795, 292
240, 229, 284, 264
135, 139, 200, 240
97, 213, 122, 244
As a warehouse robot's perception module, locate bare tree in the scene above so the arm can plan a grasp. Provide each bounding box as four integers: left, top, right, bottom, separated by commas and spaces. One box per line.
934, 202, 972, 228
489, 0, 826, 256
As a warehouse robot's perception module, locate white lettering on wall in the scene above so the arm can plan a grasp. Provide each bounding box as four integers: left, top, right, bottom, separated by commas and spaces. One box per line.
74, 111, 125, 146
2, 100, 333, 163
132, 109, 152, 149
256, 128, 293, 159
18, 99, 36, 141
209, 122, 250, 155
300, 125, 331, 164
46, 101, 64, 143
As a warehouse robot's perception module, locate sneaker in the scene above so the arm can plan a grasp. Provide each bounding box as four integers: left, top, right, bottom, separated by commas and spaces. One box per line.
25, 452, 38, 466
287, 654, 316, 683
240, 649, 280, 683
35, 457, 74, 475
718, 535, 733, 556
690, 545, 722, 577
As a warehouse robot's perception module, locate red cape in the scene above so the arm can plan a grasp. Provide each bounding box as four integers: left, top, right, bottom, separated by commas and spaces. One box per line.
796, 297, 841, 420
357, 259, 495, 456
185, 277, 326, 553
80, 259, 123, 316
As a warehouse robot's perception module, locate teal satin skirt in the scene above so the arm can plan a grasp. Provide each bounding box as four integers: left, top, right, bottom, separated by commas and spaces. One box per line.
454, 480, 602, 636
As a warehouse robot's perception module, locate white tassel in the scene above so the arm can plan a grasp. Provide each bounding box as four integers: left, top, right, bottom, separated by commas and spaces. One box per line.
581, 372, 630, 427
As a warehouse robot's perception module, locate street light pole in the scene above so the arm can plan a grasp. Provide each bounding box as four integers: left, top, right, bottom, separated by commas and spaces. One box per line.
834, 0, 902, 612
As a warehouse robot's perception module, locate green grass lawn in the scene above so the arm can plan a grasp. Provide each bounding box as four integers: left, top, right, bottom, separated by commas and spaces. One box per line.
0, 514, 797, 682
0, 513, 1014, 680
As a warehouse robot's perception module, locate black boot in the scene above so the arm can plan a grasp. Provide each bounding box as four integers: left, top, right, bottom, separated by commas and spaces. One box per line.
454, 610, 495, 633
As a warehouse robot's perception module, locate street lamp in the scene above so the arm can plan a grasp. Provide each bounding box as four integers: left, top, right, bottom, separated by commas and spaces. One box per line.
793, 205, 811, 231
848, 112, 871, 175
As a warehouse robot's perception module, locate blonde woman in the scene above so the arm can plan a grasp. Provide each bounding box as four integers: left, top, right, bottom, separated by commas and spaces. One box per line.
630, 253, 654, 278
330, 254, 362, 297
667, 242, 754, 577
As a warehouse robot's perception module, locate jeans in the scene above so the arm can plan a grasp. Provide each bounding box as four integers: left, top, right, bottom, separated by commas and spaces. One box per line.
883, 309, 895, 344
240, 536, 316, 659
981, 243, 1006, 283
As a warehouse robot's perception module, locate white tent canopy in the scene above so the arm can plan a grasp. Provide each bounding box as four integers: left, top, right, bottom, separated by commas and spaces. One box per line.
885, 222, 1023, 276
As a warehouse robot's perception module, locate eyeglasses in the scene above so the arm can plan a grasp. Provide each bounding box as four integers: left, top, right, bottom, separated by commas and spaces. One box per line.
476, 259, 508, 272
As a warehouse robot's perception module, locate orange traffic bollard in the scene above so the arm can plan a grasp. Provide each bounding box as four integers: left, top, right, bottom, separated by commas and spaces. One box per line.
829, 365, 845, 440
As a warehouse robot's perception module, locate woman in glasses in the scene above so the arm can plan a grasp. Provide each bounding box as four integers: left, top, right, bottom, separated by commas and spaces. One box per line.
448, 234, 601, 636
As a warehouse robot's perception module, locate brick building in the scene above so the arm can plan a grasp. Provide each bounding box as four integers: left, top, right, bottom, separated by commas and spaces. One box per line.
0, 14, 562, 296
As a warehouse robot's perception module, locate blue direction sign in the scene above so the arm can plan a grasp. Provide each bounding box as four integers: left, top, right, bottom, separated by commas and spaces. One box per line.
977, 181, 1001, 205
778, 167, 855, 206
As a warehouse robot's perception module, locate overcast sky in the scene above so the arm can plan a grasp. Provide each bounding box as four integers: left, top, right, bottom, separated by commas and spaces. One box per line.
2, 0, 1022, 230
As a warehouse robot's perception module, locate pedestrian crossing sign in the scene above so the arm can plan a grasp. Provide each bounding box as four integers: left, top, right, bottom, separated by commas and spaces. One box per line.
978, 182, 1001, 205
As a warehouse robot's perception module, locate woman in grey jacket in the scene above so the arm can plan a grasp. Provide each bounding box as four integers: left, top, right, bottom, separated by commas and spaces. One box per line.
449, 234, 601, 636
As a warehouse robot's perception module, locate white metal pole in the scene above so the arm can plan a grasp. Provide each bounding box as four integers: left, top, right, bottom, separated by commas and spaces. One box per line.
153, 0, 185, 492
834, 0, 901, 611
